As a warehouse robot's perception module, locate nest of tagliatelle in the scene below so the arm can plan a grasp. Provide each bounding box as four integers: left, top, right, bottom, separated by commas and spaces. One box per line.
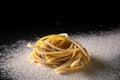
27, 33, 90, 74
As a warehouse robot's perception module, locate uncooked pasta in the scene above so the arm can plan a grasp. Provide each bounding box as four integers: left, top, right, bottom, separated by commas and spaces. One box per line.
27, 33, 90, 74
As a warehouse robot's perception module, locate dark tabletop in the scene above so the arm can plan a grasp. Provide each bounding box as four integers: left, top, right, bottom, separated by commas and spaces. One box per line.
0, 15, 120, 80
0, 15, 120, 45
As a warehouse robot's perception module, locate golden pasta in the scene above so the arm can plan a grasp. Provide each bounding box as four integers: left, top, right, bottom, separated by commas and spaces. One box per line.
27, 33, 90, 74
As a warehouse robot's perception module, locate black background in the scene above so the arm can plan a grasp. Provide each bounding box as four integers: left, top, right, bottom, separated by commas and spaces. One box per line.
0, 2, 120, 45
1, 14, 120, 45
1, 15, 120, 34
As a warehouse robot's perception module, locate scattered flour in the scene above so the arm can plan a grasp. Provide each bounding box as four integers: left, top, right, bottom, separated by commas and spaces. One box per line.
0, 29, 120, 80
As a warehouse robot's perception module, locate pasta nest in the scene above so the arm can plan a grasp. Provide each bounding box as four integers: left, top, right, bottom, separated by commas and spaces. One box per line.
27, 33, 90, 74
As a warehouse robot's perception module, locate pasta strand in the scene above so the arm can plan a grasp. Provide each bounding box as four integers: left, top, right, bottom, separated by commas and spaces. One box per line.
27, 33, 90, 74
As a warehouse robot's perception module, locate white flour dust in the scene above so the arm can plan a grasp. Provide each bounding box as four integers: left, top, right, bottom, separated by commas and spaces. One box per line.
0, 29, 120, 80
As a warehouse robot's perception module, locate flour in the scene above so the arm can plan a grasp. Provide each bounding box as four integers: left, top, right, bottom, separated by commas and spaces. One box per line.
0, 29, 120, 80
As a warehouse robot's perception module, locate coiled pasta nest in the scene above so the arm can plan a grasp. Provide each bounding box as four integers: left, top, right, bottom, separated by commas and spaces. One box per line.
27, 33, 90, 74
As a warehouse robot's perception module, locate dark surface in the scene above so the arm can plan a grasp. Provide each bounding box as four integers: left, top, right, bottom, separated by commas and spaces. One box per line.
0, 15, 120, 80
1, 15, 120, 44
0, 15, 120, 45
